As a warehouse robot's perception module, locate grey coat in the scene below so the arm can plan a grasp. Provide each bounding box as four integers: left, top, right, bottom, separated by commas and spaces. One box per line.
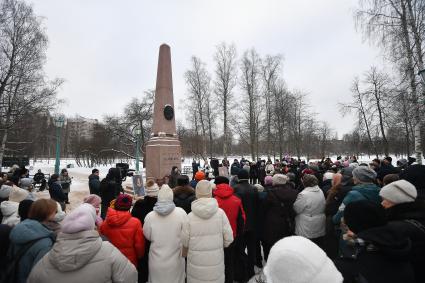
27, 230, 137, 283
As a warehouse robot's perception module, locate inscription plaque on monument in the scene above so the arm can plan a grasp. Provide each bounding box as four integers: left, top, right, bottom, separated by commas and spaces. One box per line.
145, 44, 182, 180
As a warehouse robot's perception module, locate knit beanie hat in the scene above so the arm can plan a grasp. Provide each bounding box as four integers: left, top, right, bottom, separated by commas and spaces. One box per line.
19, 178, 33, 190
83, 194, 102, 208
302, 174, 319, 188
0, 185, 13, 199
344, 200, 387, 234
352, 166, 377, 183
272, 174, 288, 185
9, 187, 29, 203
61, 203, 96, 234
194, 171, 206, 181
115, 194, 133, 211
380, 180, 417, 205
145, 180, 159, 197
196, 180, 212, 199
214, 176, 229, 185
158, 184, 174, 202
264, 236, 343, 283
18, 199, 34, 220
237, 169, 249, 180
264, 175, 273, 186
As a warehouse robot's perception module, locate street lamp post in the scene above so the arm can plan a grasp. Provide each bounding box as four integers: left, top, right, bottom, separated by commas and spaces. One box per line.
135, 127, 141, 172
53, 116, 65, 174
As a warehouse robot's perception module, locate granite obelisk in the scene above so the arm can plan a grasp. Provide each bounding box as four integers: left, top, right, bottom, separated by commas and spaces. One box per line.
145, 44, 181, 181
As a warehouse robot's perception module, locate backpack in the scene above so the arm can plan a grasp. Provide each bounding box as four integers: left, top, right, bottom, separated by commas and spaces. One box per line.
0, 239, 40, 283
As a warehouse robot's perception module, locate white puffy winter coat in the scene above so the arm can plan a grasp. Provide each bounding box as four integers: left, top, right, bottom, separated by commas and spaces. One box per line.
182, 198, 233, 283
144, 205, 188, 283
293, 185, 326, 239
1, 201, 20, 226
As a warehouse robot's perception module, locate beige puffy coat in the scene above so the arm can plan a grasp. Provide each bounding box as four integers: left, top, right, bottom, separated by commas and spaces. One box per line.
27, 230, 137, 283
182, 198, 233, 283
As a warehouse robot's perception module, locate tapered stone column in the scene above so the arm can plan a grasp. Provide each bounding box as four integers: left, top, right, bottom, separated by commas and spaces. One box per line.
145, 44, 181, 181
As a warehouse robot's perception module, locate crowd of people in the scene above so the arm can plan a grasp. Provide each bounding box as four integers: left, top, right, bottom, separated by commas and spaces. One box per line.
0, 155, 424, 283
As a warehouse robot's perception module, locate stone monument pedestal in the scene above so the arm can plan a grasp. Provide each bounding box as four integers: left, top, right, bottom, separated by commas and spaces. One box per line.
145, 136, 181, 180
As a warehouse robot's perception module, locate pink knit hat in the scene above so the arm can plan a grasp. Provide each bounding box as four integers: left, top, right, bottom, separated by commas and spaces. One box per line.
83, 194, 101, 208
61, 203, 97, 234
264, 175, 273, 186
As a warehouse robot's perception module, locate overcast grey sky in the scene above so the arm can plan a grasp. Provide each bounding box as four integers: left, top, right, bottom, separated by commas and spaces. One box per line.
31, 0, 384, 138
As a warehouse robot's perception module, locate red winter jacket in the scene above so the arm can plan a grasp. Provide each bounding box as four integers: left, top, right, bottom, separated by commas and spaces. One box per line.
100, 208, 145, 266
214, 183, 246, 237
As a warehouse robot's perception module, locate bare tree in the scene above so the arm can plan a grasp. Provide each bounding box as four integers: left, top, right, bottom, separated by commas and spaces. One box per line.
0, 0, 62, 166
213, 42, 237, 159
184, 56, 212, 161
261, 54, 282, 158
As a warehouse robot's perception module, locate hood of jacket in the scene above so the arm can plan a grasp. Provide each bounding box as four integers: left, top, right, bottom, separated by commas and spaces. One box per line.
191, 198, 218, 219
105, 208, 132, 227
214, 184, 234, 199
0, 200, 18, 216
0, 185, 12, 199
303, 185, 321, 193
10, 219, 54, 244
352, 183, 381, 202
49, 230, 102, 272
88, 174, 99, 181
153, 200, 176, 216
357, 225, 412, 260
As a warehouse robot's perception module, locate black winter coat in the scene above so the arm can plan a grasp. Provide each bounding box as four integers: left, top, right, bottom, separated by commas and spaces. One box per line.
0, 224, 11, 270
173, 185, 196, 214
386, 201, 425, 283
233, 181, 259, 232
321, 179, 332, 196
48, 181, 66, 203
262, 184, 298, 246
335, 224, 416, 283
88, 174, 100, 195
99, 178, 122, 207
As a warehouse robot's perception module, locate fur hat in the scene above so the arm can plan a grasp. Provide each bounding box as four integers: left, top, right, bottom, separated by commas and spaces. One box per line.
9, 187, 29, 203
344, 200, 387, 234
194, 171, 206, 181
352, 166, 377, 183
196, 180, 212, 198
264, 236, 343, 283
254, 184, 264, 192
380, 180, 417, 204
272, 174, 288, 185
84, 194, 102, 208
158, 184, 174, 202
61, 203, 96, 234
115, 194, 133, 211
264, 175, 273, 185
214, 176, 229, 185
145, 180, 159, 197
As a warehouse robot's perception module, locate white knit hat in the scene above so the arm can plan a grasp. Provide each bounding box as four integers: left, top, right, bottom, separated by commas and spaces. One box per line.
61, 203, 96, 234
196, 180, 212, 198
380, 179, 417, 204
145, 182, 159, 197
323, 172, 335, 181
272, 174, 288, 185
264, 236, 343, 283
158, 184, 174, 202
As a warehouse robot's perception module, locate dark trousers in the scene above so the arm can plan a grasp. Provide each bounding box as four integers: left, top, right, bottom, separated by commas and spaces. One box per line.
224, 241, 235, 283
241, 231, 256, 278
255, 238, 263, 267
263, 242, 272, 262
101, 203, 108, 219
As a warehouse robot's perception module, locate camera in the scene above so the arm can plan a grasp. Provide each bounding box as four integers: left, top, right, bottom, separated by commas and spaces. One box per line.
115, 163, 135, 181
